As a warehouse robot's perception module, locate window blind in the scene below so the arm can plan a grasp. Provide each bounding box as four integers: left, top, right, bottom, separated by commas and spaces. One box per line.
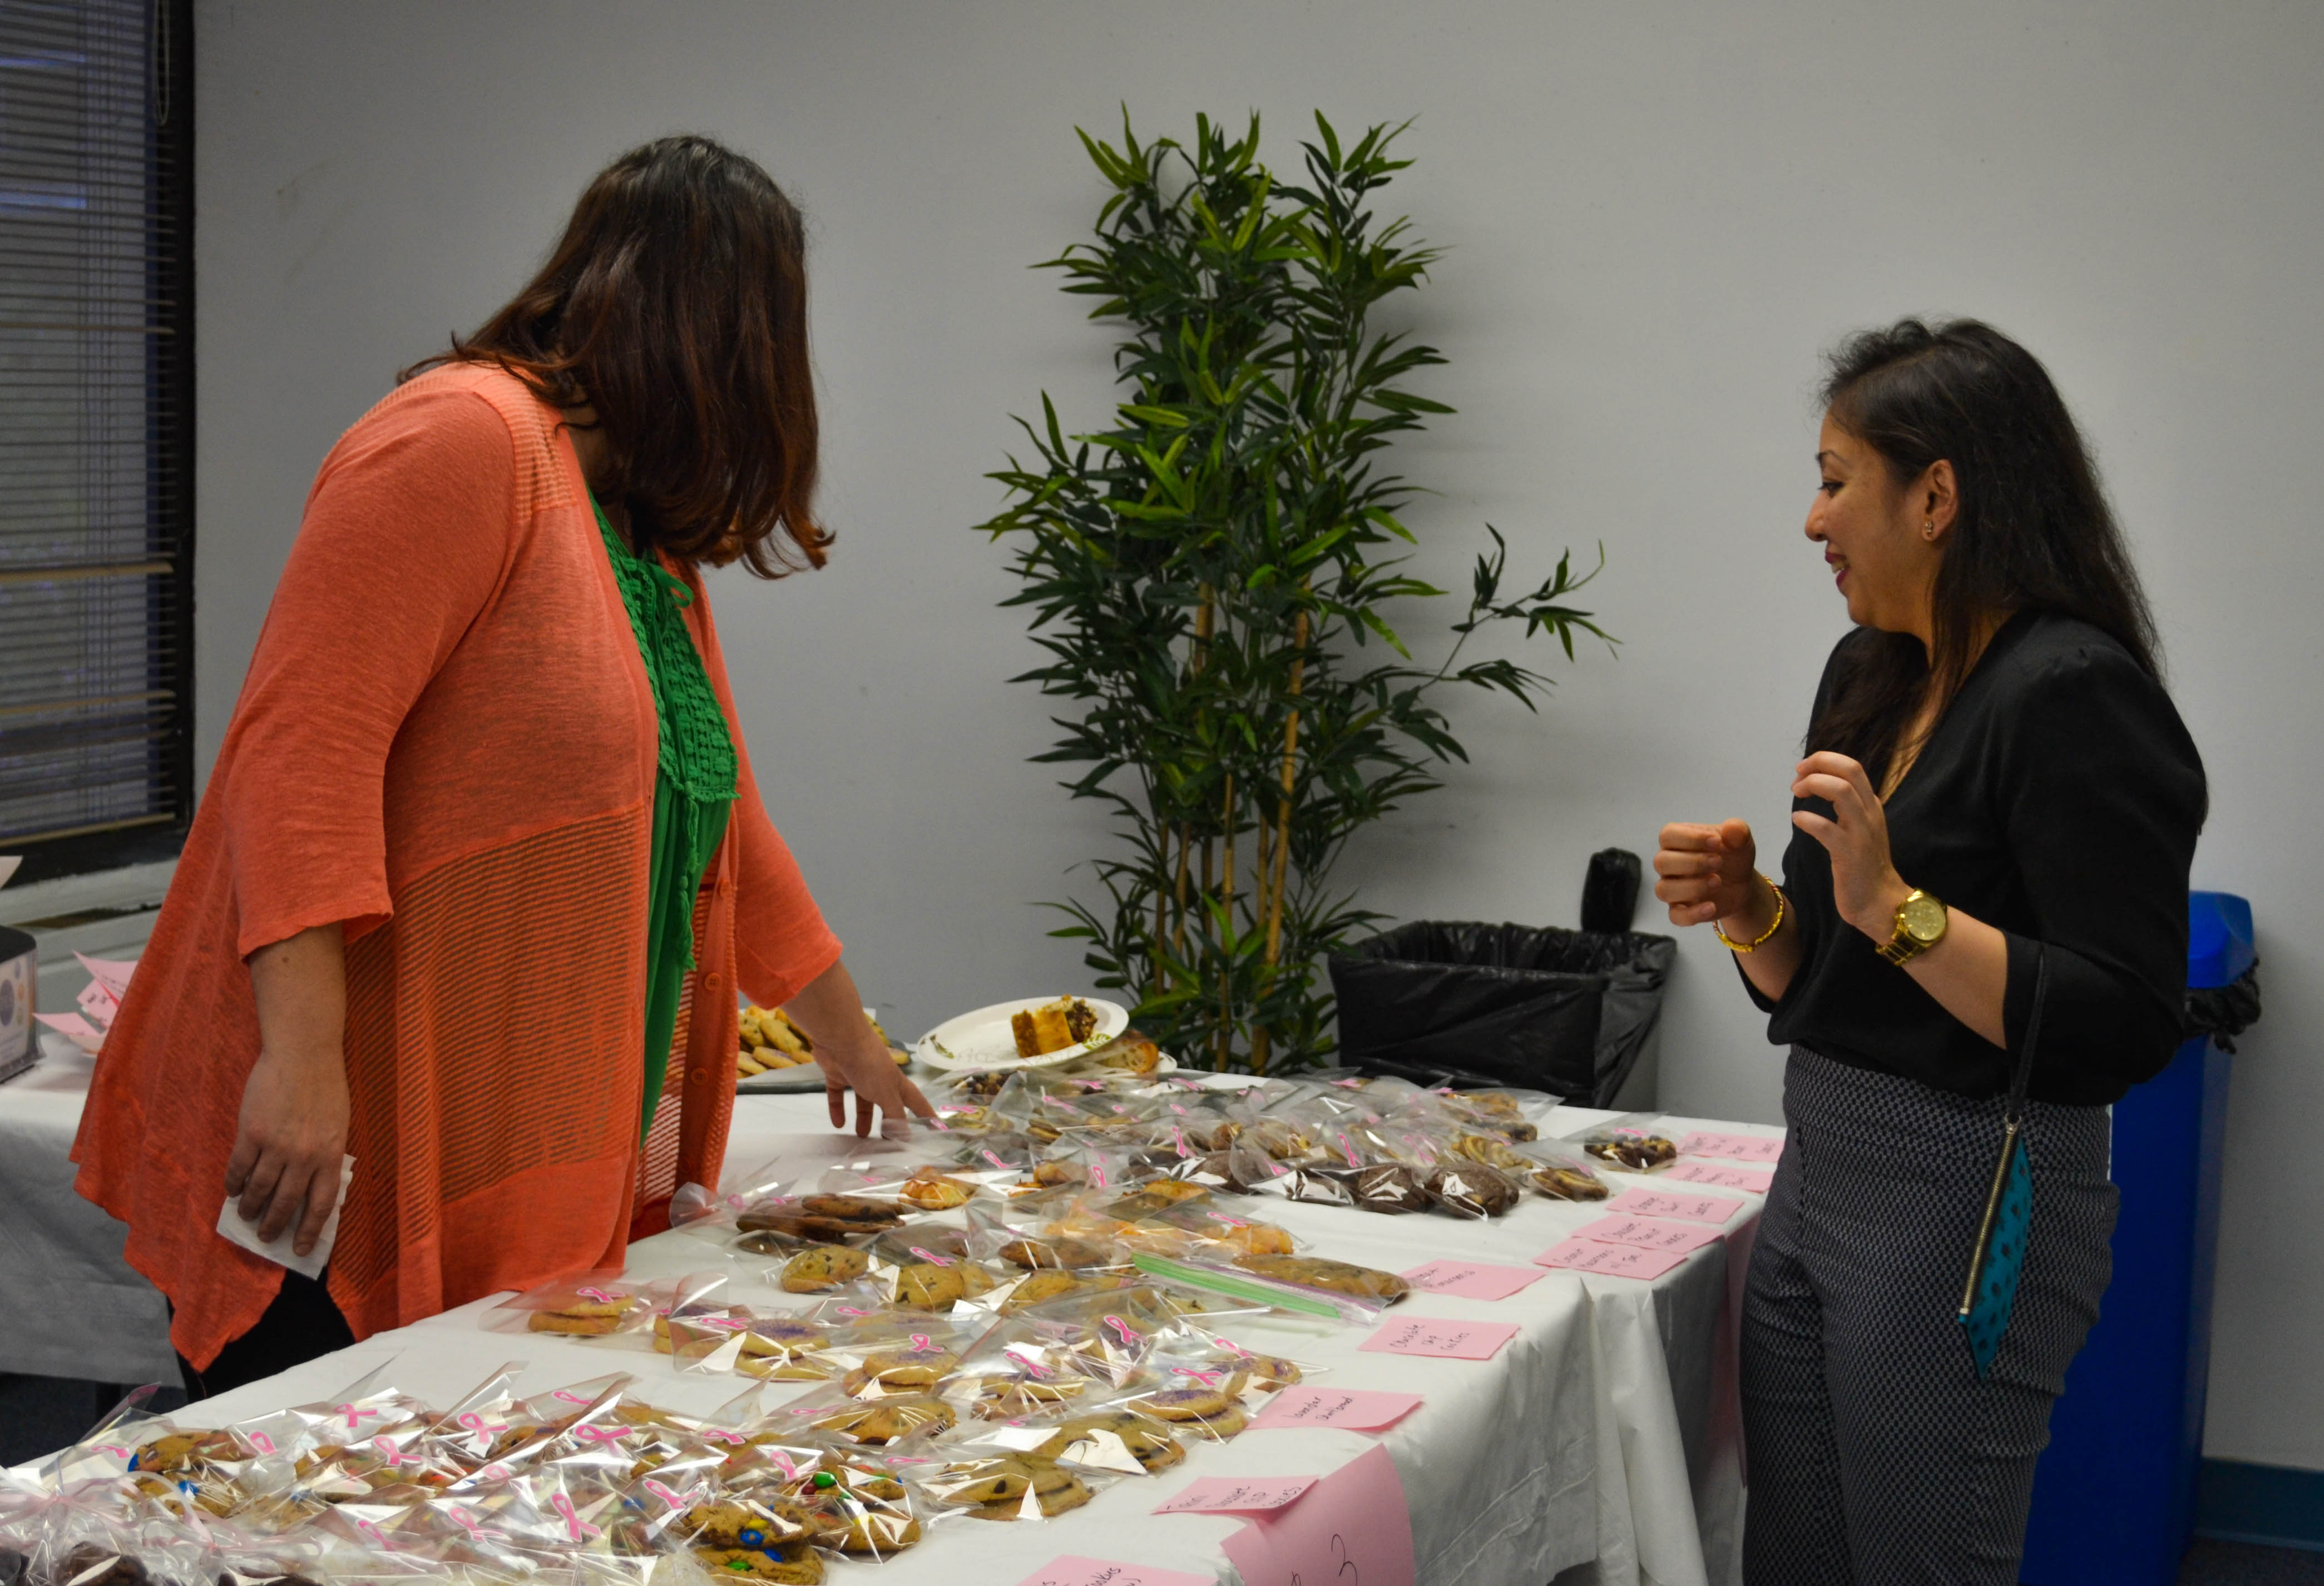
0, 0, 194, 882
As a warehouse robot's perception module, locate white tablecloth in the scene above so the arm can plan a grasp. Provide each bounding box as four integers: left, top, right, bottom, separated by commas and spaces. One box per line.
75, 1089, 1775, 1586
0, 1034, 176, 1382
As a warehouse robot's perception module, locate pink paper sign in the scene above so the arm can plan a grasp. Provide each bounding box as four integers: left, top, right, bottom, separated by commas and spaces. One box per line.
1575, 1213, 1725, 1253
1248, 1387, 1423, 1433
1222, 1444, 1417, 1586
1534, 1238, 1690, 1279
1154, 1475, 1316, 1515
1667, 1161, 1775, 1193
1604, 1188, 1744, 1225
1358, 1316, 1520, 1361
1018, 1559, 1217, 1586
1399, 1259, 1547, 1300
1678, 1130, 1785, 1163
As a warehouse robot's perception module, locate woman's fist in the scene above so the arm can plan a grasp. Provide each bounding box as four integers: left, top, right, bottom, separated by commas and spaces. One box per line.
1654, 819, 1761, 930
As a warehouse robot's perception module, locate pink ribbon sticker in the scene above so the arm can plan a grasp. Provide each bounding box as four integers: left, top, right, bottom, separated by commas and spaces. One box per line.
1169, 1103, 1189, 1115
982, 1150, 1011, 1171
370, 1436, 404, 1468
353, 1519, 392, 1551
642, 1479, 704, 1509
479, 1463, 512, 1482
95, 1444, 128, 1459
552, 1390, 593, 1405
908, 1246, 955, 1266
1091, 1162, 1109, 1188
456, 1412, 506, 1435
698, 1429, 744, 1446
1214, 1336, 1254, 1358
1205, 1211, 1247, 1228
1173, 1366, 1223, 1386
1172, 1126, 1192, 1158
337, 1404, 380, 1430
1103, 1314, 1141, 1349
910, 1334, 934, 1353
1003, 1345, 1056, 1378
247, 1433, 276, 1454
571, 1425, 629, 1447
550, 1491, 601, 1542
767, 1450, 799, 1480
575, 1286, 622, 1304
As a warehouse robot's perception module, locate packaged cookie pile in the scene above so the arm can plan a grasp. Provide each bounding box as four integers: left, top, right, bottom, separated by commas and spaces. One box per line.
8, 1285, 1322, 1586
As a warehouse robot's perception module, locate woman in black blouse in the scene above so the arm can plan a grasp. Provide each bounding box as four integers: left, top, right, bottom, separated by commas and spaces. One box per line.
1655, 319, 2204, 1584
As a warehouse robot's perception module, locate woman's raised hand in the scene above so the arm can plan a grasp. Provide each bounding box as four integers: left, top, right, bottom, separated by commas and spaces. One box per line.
1790, 751, 1909, 938
1654, 819, 1761, 929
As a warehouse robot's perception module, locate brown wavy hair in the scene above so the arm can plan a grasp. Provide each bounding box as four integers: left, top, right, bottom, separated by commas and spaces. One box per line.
404, 135, 828, 576
1806, 318, 2160, 775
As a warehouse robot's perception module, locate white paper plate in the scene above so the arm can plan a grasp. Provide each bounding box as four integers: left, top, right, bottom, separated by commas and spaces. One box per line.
912, 997, 1130, 1073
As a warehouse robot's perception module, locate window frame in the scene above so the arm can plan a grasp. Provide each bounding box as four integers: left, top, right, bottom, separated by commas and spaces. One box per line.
5, 0, 196, 885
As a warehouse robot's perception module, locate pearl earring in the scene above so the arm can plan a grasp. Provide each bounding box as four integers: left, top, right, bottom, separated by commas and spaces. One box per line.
1924, 520, 1936, 539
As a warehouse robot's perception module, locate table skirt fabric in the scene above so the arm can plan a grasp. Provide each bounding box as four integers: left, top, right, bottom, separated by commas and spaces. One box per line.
0, 1038, 177, 1383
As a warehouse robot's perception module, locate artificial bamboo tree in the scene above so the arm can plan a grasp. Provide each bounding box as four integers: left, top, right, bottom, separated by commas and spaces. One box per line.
978, 110, 1611, 1074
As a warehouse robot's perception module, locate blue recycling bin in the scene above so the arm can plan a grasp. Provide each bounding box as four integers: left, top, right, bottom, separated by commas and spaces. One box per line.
2019, 891, 2253, 1586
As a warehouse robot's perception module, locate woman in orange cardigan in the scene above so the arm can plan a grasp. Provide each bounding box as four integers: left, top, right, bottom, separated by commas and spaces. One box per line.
74, 136, 929, 1396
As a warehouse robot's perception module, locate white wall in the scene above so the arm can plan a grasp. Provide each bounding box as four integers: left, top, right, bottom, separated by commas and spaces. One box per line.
194, 1, 2324, 1468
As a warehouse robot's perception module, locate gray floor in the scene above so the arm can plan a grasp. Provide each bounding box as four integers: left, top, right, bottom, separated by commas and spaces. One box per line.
6, 1374, 2318, 1583
2180, 1538, 2324, 1586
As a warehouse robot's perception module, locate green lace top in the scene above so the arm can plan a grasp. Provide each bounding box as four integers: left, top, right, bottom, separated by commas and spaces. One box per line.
592, 495, 738, 1136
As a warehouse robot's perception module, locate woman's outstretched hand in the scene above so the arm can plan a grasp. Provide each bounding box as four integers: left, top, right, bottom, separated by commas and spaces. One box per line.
1791, 752, 1910, 939
1654, 819, 1761, 929
784, 956, 934, 1141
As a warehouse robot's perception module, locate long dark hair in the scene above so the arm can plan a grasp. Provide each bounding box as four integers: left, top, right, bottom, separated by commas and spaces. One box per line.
1807, 318, 2160, 772
404, 135, 828, 577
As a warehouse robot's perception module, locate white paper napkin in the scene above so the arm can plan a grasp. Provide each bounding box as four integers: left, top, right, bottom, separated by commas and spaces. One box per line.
215, 1154, 356, 1280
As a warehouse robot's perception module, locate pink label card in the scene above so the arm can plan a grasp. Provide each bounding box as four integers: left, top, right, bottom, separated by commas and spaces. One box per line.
1534, 1238, 1690, 1280
1667, 1161, 1775, 1193
1019, 1559, 1218, 1586
1357, 1316, 1520, 1361
1154, 1475, 1317, 1515
1398, 1260, 1548, 1300
1248, 1388, 1424, 1433
1603, 1188, 1744, 1225
1677, 1130, 1785, 1163
1222, 1444, 1417, 1586
1575, 1213, 1725, 1253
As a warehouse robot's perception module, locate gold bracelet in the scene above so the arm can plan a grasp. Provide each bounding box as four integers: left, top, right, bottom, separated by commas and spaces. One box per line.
1713, 874, 1786, 953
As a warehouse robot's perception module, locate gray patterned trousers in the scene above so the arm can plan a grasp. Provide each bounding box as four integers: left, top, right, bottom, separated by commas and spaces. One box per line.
1740, 1045, 2117, 1585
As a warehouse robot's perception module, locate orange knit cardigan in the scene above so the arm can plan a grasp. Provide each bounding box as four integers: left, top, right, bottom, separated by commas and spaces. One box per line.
72, 363, 842, 1370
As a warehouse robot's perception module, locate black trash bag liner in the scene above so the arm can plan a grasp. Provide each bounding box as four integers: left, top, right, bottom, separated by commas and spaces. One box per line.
2183, 960, 2261, 1053
1328, 920, 1675, 1106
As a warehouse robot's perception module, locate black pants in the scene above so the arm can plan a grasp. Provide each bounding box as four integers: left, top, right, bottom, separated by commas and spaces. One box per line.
175, 1270, 355, 1401
1740, 1045, 2117, 1585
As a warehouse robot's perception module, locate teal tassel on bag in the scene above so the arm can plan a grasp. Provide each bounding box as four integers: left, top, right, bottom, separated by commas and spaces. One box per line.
1958, 952, 2048, 1378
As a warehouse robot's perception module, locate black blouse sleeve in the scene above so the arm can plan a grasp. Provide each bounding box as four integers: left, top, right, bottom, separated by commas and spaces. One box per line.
1996, 641, 2207, 1088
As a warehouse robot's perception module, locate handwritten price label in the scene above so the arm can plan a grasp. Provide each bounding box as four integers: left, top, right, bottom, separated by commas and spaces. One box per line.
1017, 1559, 1216, 1586
1220, 1444, 1417, 1586
1602, 1188, 1744, 1225
1677, 1130, 1785, 1163
1357, 1316, 1519, 1361
1573, 1213, 1724, 1253
1154, 1475, 1317, 1515
1247, 1387, 1423, 1433
1533, 1237, 1689, 1279
1667, 1161, 1775, 1193
1398, 1260, 1546, 1300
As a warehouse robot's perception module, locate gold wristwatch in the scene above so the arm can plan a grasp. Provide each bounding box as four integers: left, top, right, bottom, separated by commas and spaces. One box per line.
1877, 888, 1949, 965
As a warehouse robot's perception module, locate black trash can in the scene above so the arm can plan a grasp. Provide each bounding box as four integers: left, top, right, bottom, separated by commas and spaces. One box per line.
1327, 920, 1676, 1106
